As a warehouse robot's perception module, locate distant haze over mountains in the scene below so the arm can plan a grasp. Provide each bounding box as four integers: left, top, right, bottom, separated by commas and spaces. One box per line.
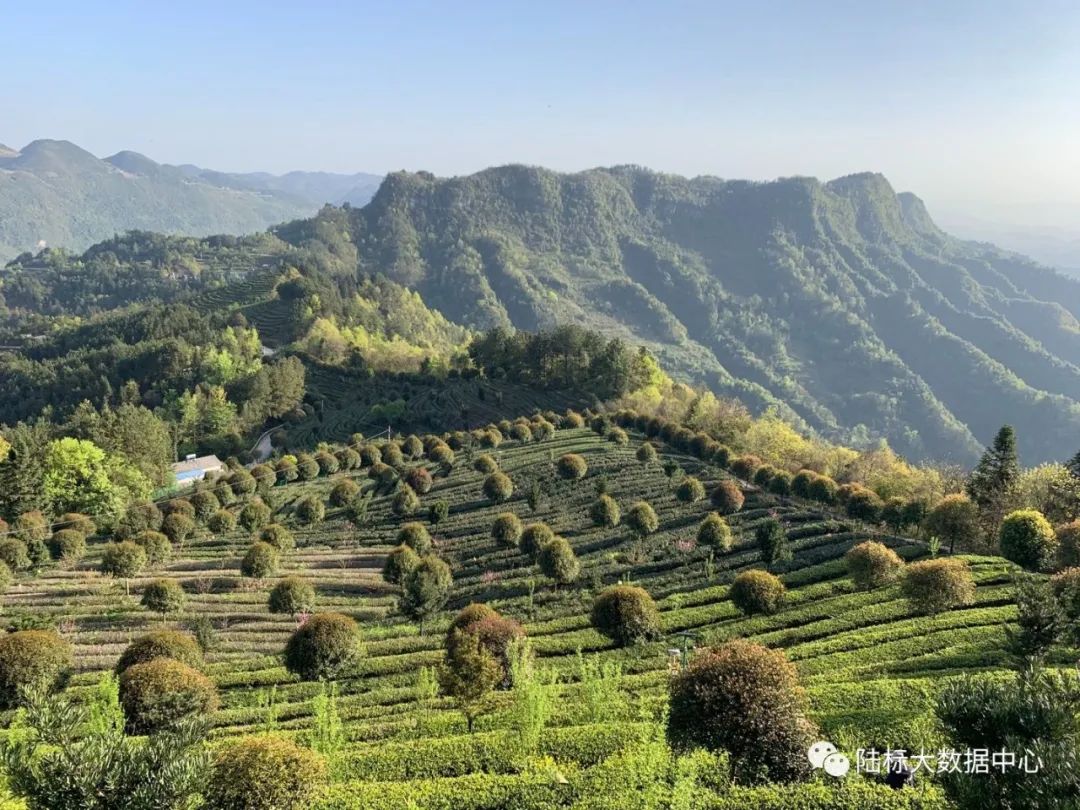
0, 139, 381, 261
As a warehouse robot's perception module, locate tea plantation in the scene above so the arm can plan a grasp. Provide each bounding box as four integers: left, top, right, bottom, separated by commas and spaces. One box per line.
0, 416, 1033, 809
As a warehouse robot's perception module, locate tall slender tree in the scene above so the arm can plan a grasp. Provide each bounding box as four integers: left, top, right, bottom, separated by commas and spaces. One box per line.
966, 425, 1020, 543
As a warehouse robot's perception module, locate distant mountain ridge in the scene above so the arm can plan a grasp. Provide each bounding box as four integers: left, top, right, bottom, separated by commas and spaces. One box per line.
269, 164, 1080, 464
0, 139, 381, 260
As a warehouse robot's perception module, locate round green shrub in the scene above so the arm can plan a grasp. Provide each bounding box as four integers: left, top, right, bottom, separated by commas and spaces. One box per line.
428, 442, 455, 465
626, 501, 659, 536
208, 509, 237, 534
269, 577, 316, 616
100, 541, 146, 580
845, 541, 904, 590
295, 495, 326, 526
48, 529, 86, 562
162, 513, 196, 545
538, 538, 580, 586
59, 512, 95, 536
119, 657, 218, 733
697, 513, 733, 550
790, 470, 817, 498
117, 501, 164, 540
329, 479, 361, 507
845, 487, 884, 523
608, 427, 628, 445
561, 411, 585, 428
0, 539, 30, 572
359, 444, 382, 467
283, 612, 361, 680
668, 639, 815, 783
636, 443, 658, 463
391, 485, 420, 517
902, 558, 976, 615
382, 544, 420, 585
730, 570, 787, 615
591, 585, 662, 646
491, 513, 523, 548
397, 522, 432, 554
807, 475, 839, 504
428, 499, 449, 525
337, 447, 361, 471
473, 454, 499, 474
0, 561, 12, 593
275, 457, 299, 484
482, 472, 514, 503
205, 735, 325, 810
556, 453, 588, 480
510, 422, 532, 443
381, 443, 405, 468
241, 542, 279, 579
1050, 567, 1080, 622
753, 465, 777, 488
230, 469, 258, 496
141, 578, 187, 616
710, 481, 745, 514
675, 476, 706, 503
520, 523, 555, 557
190, 491, 221, 522
239, 499, 271, 532
768, 471, 793, 497
115, 630, 204, 675
162, 498, 195, 521
258, 523, 295, 552
730, 455, 763, 481
0, 630, 72, 708
402, 435, 424, 459
590, 495, 621, 528
314, 450, 339, 476
999, 509, 1057, 571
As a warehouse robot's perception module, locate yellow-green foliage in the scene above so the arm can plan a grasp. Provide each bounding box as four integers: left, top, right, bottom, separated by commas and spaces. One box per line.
207, 735, 325, 810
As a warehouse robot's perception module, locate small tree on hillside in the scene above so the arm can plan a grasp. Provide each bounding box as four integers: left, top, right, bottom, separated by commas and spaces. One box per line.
924, 493, 980, 554
1008, 574, 1065, 664
755, 519, 791, 567
966, 424, 1020, 541
438, 629, 501, 733
538, 538, 580, 587
999, 509, 1058, 571
101, 542, 147, 595
141, 579, 187, 622
626, 501, 659, 537
400, 555, 453, 634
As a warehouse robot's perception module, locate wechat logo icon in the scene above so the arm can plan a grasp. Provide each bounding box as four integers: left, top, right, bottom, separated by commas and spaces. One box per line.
808, 741, 850, 778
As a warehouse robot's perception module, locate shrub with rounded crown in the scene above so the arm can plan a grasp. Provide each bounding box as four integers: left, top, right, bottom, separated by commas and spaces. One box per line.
391, 484, 420, 516
730, 570, 786, 615
845, 487, 885, 523
473, 454, 499, 474
141, 578, 187, 617
626, 501, 659, 536
59, 512, 95, 536
269, 577, 316, 616
0, 630, 72, 708
241, 542, 279, 579
768, 471, 793, 497
190, 491, 221, 522
398, 522, 432, 554
295, 495, 326, 526
359, 444, 382, 467
807, 475, 839, 504
590, 494, 621, 528
380, 443, 405, 468
845, 541, 904, 590
538, 537, 580, 586
258, 523, 295, 552
48, 528, 86, 562
675, 476, 706, 503
697, 513, 733, 551
382, 544, 420, 585
591, 585, 662, 646
1056, 520, 1080, 568
428, 442, 455, 465
117, 500, 163, 540
406, 467, 434, 495
115, 630, 203, 675
520, 522, 555, 557
710, 480, 744, 514
607, 427, 628, 445
314, 450, 339, 476
205, 735, 325, 810
208, 509, 237, 534
491, 513, 523, 547
999, 509, 1058, 571
239, 499, 271, 532
284, 612, 361, 680
902, 558, 976, 615
330, 479, 360, 507
100, 541, 146, 580
556, 453, 588, 480
162, 513, 197, 546
483, 472, 514, 503
0, 539, 30, 572
636, 442, 657, 463
1051, 567, 1080, 622
667, 639, 815, 783
561, 410, 585, 429
119, 657, 218, 734
730, 455, 762, 481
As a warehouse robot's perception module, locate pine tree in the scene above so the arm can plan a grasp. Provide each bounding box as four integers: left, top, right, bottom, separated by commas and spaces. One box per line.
966, 425, 1020, 542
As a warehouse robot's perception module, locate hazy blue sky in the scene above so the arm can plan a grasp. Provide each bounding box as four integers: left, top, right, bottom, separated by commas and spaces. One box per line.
4, 0, 1080, 227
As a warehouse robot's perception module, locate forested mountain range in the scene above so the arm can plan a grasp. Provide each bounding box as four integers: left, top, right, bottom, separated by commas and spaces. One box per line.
6, 162, 1080, 466
273, 165, 1080, 465
0, 139, 380, 261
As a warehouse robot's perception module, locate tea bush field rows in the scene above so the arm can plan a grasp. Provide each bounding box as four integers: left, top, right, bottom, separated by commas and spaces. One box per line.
0, 423, 1042, 808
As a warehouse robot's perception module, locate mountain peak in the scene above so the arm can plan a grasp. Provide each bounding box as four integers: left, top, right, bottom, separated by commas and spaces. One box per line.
105, 150, 163, 177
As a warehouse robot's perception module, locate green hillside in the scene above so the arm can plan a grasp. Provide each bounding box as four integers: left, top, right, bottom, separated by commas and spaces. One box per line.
268, 165, 1080, 465
0, 416, 1037, 809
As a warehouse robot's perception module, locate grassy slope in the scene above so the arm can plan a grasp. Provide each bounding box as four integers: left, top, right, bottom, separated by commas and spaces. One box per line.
0, 424, 1043, 806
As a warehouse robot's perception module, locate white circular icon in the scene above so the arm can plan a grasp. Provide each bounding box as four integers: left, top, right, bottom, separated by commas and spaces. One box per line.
823, 752, 851, 778
807, 741, 838, 768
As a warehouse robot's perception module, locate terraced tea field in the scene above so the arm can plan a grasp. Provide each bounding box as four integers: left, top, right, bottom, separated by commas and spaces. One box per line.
0, 422, 1028, 808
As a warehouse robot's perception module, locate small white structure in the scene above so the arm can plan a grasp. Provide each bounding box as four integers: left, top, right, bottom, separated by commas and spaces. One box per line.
171, 454, 224, 487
